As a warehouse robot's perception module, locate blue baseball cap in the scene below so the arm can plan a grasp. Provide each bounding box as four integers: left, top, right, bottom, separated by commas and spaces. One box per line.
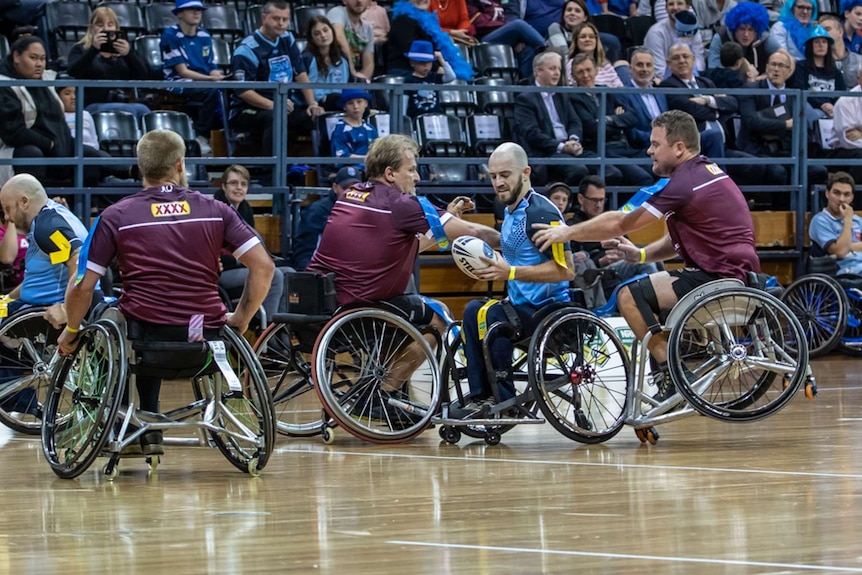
334, 166, 363, 187
674, 11, 698, 37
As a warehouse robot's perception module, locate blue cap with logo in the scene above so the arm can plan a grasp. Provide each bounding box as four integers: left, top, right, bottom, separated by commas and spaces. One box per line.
334, 166, 363, 187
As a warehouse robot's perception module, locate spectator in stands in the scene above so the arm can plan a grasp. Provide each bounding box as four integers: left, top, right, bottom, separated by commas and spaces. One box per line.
769, 0, 817, 61
2, 2, 47, 46
809, 171, 862, 274
544, 181, 572, 214
844, 0, 862, 54
505, 0, 567, 41
822, 12, 862, 90
229, 0, 325, 157
0, 208, 27, 292
402, 40, 455, 118
790, 25, 846, 136
214, 164, 291, 322
644, 0, 705, 78
331, 89, 378, 163
569, 54, 654, 186
428, 0, 479, 46
363, 0, 391, 46
66, 6, 151, 122
703, 41, 754, 87
707, 1, 773, 76
822, 67, 862, 185
566, 22, 624, 86
161, 0, 225, 156
514, 51, 624, 186
385, 0, 474, 79
327, 0, 376, 81
568, 175, 658, 293
737, 48, 828, 190
457, 0, 548, 80
605, 0, 638, 17
292, 166, 363, 270
637, 0, 667, 22
547, 0, 622, 63
691, 0, 737, 48
0, 37, 105, 188
303, 16, 352, 112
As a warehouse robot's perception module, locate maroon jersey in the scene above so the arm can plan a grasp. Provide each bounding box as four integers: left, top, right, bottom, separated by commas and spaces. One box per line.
307, 181, 449, 306
643, 156, 760, 281
84, 185, 260, 328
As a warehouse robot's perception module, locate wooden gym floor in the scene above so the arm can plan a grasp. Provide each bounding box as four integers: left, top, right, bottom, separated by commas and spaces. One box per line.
1, 355, 861, 574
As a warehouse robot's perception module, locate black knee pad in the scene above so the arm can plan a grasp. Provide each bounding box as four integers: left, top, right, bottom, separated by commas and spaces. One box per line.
626, 277, 662, 335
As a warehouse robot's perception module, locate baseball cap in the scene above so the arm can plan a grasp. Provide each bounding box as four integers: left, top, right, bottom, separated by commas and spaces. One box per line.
674, 11, 698, 37
334, 166, 363, 187
173, 0, 207, 14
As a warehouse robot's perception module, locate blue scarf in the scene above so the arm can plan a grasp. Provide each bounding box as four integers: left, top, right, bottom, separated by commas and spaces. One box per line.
392, 0, 475, 81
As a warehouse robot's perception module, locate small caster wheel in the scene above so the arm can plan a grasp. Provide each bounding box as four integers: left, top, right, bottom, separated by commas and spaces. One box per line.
147, 456, 160, 471
103, 463, 119, 480
321, 427, 335, 444
484, 431, 501, 446
805, 377, 817, 400
247, 457, 261, 477
574, 409, 592, 431
782, 374, 791, 389
439, 425, 461, 444
635, 427, 660, 445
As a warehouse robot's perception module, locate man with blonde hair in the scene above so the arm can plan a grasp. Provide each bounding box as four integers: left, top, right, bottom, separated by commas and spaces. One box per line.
58, 129, 274, 455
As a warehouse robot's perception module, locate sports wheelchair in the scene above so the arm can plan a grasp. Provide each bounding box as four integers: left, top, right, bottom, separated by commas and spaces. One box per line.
780, 247, 862, 357
253, 272, 442, 444
437, 277, 815, 445
40, 310, 276, 480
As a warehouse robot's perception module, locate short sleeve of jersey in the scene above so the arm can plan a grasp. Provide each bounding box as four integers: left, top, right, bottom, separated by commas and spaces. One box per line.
809, 212, 838, 251
643, 174, 690, 217
232, 38, 260, 79
390, 194, 432, 236
525, 197, 571, 261
33, 210, 84, 266
326, 6, 348, 26
219, 201, 261, 256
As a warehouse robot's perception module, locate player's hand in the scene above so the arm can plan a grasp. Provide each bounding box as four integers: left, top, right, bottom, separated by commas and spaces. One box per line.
473, 252, 509, 281
447, 196, 475, 217
57, 328, 81, 356
45, 302, 67, 329
532, 223, 572, 252
602, 236, 640, 262
226, 311, 250, 334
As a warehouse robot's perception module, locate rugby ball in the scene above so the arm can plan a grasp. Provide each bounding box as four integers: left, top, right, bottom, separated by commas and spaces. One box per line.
452, 236, 497, 280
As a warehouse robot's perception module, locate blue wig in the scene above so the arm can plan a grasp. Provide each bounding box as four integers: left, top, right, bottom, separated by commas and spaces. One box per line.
725, 2, 769, 36
391, 1, 475, 81
778, 0, 818, 57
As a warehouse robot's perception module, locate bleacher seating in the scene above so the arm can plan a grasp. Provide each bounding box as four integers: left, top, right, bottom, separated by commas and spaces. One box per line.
93, 110, 141, 157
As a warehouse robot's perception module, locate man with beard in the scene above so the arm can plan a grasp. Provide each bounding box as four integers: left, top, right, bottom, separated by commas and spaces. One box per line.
533, 111, 759, 404
454, 142, 575, 417
58, 129, 274, 456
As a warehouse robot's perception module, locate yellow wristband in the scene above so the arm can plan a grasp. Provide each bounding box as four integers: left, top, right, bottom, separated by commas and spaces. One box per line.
508, 266, 516, 281
64, 326, 80, 334
639, 248, 647, 264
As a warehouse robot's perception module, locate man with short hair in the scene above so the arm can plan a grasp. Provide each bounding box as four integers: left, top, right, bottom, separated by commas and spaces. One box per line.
160, 0, 224, 155
514, 51, 622, 187
229, 0, 325, 156
326, 0, 375, 81
58, 129, 275, 455
456, 142, 574, 415
809, 171, 862, 275
533, 110, 759, 402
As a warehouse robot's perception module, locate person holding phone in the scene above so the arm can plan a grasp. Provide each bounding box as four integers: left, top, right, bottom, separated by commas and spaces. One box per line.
67, 6, 151, 122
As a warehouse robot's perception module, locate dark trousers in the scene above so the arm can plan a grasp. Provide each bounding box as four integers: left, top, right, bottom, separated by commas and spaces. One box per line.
13, 144, 108, 185
229, 106, 314, 156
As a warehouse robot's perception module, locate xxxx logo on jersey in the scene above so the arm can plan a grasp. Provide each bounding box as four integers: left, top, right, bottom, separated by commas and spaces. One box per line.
151, 201, 191, 217
344, 190, 370, 202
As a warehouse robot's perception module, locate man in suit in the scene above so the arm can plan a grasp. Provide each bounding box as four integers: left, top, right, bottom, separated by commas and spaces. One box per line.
514, 51, 622, 186
737, 48, 828, 190
569, 54, 654, 187
614, 49, 724, 159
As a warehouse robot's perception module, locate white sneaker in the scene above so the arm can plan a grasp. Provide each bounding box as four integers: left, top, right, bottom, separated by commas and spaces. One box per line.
195, 135, 212, 157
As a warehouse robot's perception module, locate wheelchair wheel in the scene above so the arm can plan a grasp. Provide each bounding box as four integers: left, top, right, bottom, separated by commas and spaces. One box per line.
838, 287, 862, 356
254, 322, 323, 437
668, 288, 808, 422
192, 327, 276, 475
312, 308, 439, 443
780, 274, 846, 357
529, 309, 629, 444
41, 320, 125, 479
440, 336, 535, 441
0, 307, 60, 435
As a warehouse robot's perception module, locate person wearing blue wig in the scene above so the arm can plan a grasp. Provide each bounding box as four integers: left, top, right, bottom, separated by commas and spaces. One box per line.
770, 0, 817, 60
708, 1, 776, 75
843, 0, 862, 54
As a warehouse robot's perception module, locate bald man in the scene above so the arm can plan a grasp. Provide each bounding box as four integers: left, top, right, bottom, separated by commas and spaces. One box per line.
0, 173, 88, 324
454, 142, 575, 417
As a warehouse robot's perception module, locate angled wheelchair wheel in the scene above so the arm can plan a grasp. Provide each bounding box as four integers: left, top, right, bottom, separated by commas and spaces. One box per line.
41, 320, 125, 479
780, 274, 846, 357
0, 307, 61, 434
192, 327, 276, 475
529, 309, 629, 444
254, 322, 324, 437
838, 287, 862, 356
312, 308, 440, 443
668, 288, 808, 422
